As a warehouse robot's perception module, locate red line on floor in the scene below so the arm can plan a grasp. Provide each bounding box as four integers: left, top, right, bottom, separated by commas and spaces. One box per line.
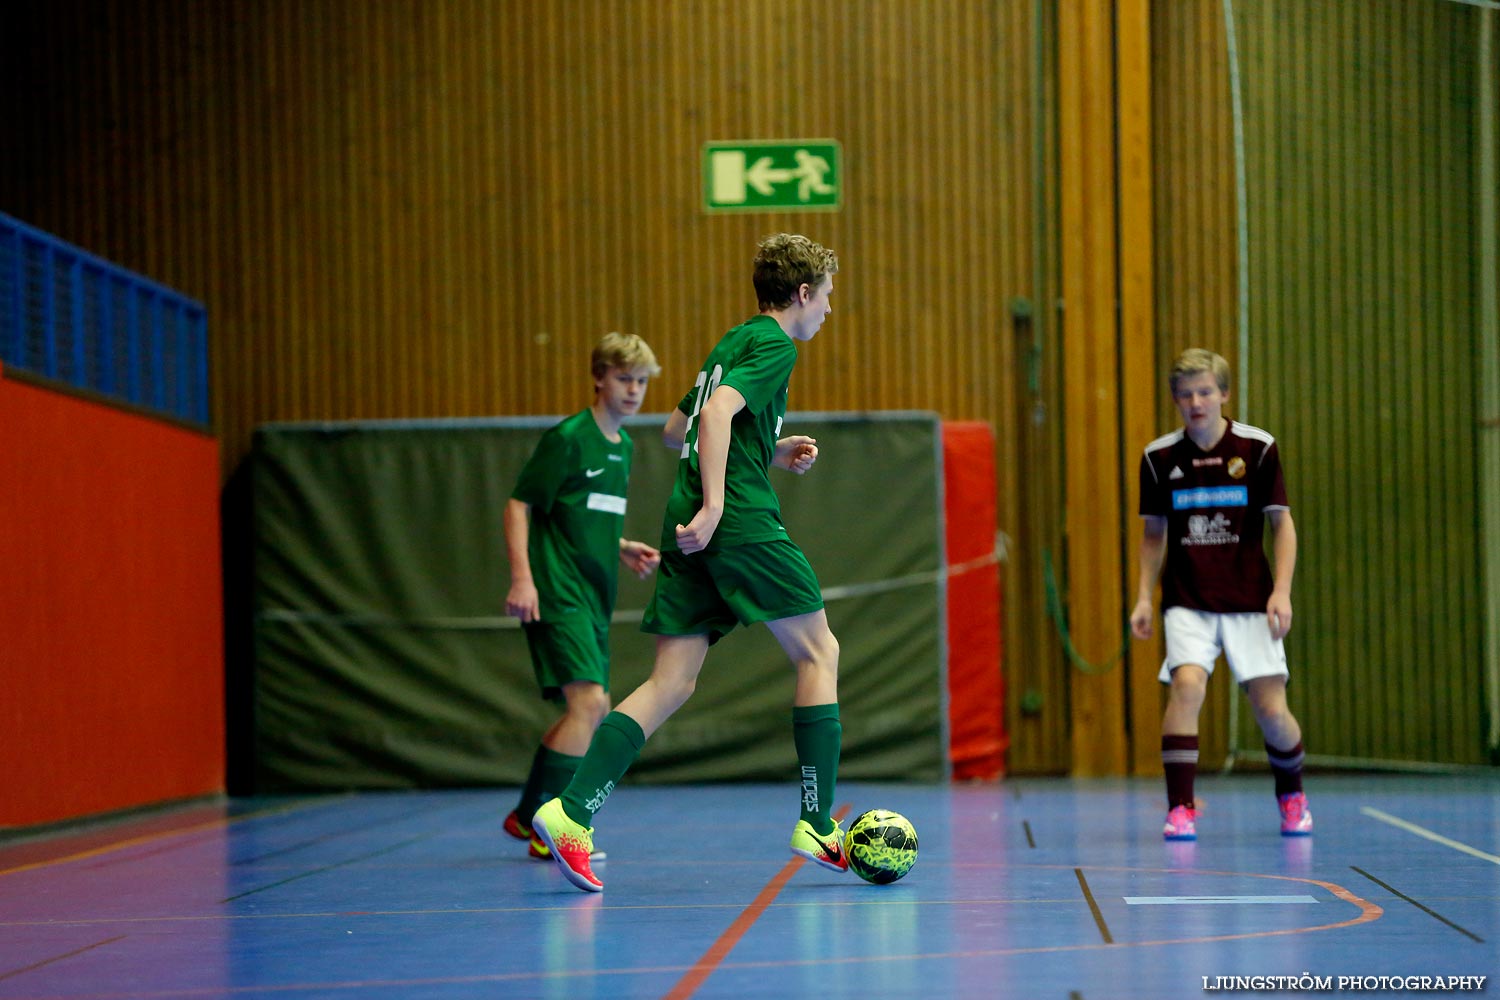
663, 804, 851, 1000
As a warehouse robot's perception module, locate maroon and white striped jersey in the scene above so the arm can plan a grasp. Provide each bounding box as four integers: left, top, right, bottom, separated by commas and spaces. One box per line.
1138, 419, 1289, 614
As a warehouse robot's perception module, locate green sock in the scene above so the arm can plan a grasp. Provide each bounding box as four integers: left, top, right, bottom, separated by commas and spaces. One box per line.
515, 746, 584, 826
793, 703, 842, 836
539, 747, 583, 804
560, 711, 645, 826
513, 744, 550, 826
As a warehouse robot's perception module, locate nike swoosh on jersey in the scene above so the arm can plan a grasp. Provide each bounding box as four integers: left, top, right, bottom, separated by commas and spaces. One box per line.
585, 468, 604, 478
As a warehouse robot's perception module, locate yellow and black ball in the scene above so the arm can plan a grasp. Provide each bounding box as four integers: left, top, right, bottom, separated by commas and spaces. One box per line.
844, 809, 918, 884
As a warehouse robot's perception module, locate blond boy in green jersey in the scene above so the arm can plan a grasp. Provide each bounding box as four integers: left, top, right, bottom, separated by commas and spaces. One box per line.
501, 333, 662, 861
533, 234, 843, 892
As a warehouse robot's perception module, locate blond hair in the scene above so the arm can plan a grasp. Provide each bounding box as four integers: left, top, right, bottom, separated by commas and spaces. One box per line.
1168, 348, 1231, 394
592, 332, 660, 379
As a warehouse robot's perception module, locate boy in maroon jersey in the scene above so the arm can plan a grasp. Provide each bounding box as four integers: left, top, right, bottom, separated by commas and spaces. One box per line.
1129, 348, 1312, 841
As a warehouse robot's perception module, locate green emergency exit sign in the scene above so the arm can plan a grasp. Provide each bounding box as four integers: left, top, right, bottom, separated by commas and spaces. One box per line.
702, 140, 842, 213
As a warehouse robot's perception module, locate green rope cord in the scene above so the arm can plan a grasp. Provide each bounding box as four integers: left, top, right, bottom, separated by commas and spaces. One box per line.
1042, 547, 1131, 675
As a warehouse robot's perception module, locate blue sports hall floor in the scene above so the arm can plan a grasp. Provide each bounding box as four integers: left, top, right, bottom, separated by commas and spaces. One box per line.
1, 774, 1496, 999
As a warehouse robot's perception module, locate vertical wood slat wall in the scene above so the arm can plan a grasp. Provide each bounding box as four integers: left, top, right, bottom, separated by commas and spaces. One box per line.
1005, 0, 1073, 775
1116, 0, 1160, 777
1151, 0, 1492, 768
0, 1, 1076, 772
0, 0, 1032, 469
1481, 9, 1500, 762
1149, 1, 1240, 768
1235, 0, 1488, 765
4, 0, 1493, 772
1058, 0, 1128, 776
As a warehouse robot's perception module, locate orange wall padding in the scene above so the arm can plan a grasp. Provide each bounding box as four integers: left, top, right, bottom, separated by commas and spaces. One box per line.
943, 421, 1006, 779
0, 367, 224, 826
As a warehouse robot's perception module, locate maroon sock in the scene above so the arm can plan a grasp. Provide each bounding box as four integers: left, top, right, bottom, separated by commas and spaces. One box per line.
1162, 734, 1199, 809
1265, 740, 1304, 798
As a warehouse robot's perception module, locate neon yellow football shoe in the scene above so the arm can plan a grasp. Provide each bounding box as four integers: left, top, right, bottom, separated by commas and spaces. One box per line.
531, 799, 603, 892
790, 818, 849, 873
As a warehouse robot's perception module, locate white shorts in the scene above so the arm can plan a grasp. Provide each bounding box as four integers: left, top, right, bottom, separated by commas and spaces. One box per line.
1158, 606, 1289, 685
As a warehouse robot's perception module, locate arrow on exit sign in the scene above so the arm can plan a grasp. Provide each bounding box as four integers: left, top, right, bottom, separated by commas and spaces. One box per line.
702, 141, 842, 213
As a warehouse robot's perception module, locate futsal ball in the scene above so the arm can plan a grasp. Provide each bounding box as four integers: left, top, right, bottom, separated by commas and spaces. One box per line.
844, 809, 918, 884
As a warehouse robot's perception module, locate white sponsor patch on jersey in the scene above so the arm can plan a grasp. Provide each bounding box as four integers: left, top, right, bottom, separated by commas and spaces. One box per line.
586, 493, 627, 515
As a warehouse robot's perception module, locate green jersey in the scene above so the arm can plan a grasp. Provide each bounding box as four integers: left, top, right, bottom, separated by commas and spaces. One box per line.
512, 409, 632, 622
663, 314, 796, 551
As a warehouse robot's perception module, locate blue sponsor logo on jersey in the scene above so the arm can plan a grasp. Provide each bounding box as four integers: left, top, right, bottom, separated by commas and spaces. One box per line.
1172, 485, 1248, 510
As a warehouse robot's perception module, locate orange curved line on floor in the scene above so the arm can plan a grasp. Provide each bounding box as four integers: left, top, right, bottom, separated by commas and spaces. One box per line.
0, 847, 1384, 998
643, 866, 1384, 986
992, 862, 1386, 943
17, 868, 1384, 1000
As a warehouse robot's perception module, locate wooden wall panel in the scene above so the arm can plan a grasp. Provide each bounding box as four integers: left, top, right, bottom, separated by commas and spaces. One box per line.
1002, 2, 1071, 775
1059, 0, 1127, 776
8, 0, 1493, 776
1, 3, 1070, 769
1149, 1, 1239, 768
1152, 1, 1237, 365
1118, 0, 1160, 777
1, 1, 1035, 468
1480, 9, 1500, 763
1235, 0, 1487, 766
1154, 0, 1491, 768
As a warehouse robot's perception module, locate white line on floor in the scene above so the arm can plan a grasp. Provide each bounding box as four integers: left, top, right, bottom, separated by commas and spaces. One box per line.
1123, 896, 1319, 905
1361, 807, 1500, 866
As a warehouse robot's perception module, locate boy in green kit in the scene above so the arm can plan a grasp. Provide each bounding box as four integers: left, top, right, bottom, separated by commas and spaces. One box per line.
533, 234, 843, 892
500, 332, 663, 861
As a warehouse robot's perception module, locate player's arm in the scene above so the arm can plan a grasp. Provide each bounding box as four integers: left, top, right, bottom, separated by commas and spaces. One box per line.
662, 407, 689, 452
1266, 509, 1297, 640
503, 498, 540, 622
676, 384, 744, 554
619, 537, 661, 579
1130, 515, 1168, 640
773, 435, 818, 474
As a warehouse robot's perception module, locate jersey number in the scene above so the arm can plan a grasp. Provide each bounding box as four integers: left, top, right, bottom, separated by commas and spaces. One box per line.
680, 364, 723, 459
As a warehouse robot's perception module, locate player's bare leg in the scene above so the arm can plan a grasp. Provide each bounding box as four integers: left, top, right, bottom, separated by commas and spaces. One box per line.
764, 609, 840, 706
544, 680, 611, 756
516, 681, 614, 861
533, 637, 709, 892
1245, 675, 1300, 749
1247, 676, 1311, 835
1162, 663, 1209, 734
613, 634, 711, 738
1161, 664, 1209, 839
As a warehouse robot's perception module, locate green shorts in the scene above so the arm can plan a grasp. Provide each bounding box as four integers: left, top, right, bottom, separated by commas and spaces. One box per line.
641, 539, 825, 644
522, 613, 610, 703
